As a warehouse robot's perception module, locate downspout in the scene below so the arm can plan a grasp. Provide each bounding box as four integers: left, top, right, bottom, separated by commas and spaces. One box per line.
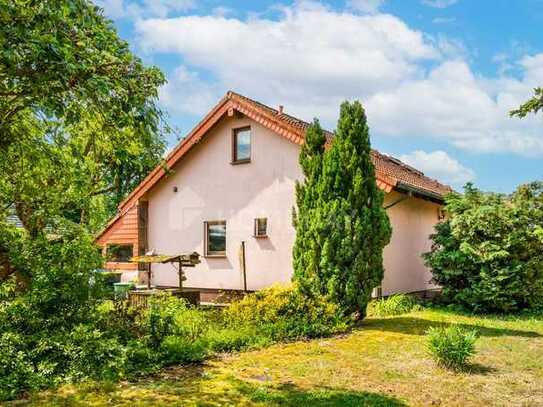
240, 241, 248, 292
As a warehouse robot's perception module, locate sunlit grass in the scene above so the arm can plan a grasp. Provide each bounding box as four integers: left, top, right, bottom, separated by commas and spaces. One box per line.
17, 308, 543, 407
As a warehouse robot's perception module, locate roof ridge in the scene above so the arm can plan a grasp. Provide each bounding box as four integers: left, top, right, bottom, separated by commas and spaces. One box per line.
227, 91, 451, 195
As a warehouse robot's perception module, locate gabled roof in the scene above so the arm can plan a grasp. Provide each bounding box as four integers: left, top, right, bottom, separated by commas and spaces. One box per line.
97, 91, 451, 240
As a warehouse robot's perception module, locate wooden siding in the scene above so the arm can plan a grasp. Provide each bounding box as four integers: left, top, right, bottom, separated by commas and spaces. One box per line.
97, 204, 139, 271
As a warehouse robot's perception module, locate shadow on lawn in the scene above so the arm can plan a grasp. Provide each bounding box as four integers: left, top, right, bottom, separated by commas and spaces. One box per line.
25, 367, 407, 407
361, 316, 542, 338
233, 380, 407, 406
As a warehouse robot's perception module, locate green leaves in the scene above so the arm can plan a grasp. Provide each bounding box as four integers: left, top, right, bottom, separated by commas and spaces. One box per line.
510, 87, 543, 118
424, 182, 543, 313
0, 0, 167, 287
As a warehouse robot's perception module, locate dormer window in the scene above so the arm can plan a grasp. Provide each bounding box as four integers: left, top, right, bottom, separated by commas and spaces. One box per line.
232, 126, 251, 164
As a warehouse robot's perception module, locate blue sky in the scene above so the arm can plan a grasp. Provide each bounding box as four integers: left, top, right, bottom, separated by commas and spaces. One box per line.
96, 0, 543, 192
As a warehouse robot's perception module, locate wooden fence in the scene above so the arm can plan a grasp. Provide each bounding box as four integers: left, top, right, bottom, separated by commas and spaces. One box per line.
127, 289, 200, 308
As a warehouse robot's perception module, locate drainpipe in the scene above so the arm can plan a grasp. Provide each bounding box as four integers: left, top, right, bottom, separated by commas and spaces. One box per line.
240, 241, 248, 292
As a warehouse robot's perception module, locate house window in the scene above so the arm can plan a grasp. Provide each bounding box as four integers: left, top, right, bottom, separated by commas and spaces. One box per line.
106, 244, 133, 263
204, 221, 226, 256
254, 218, 268, 237
232, 127, 251, 163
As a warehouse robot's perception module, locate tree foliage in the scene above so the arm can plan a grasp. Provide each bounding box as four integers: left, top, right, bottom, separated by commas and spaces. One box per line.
424, 183, 543, 313
510, 87, 543, 118
293, 101, 391, 318
0, 0, 168, 288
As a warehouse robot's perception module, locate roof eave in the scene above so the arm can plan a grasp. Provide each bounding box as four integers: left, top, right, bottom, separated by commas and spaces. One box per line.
394, 181, 447, 204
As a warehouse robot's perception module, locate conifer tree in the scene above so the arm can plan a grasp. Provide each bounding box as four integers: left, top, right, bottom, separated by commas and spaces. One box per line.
292, 119, 327, 293
293, 102, 391, 318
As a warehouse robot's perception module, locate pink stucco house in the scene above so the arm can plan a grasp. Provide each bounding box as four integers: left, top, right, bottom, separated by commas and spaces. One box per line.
96, 91, 451, 299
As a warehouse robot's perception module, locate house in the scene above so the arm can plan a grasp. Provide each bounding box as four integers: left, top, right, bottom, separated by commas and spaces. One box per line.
96, 91, 451, 300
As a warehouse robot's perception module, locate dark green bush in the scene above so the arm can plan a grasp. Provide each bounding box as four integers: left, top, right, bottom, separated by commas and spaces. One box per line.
427, 326, 478, 370
0, 332, 36, 401
63, 325, 127, 382
424, 183, 543, 313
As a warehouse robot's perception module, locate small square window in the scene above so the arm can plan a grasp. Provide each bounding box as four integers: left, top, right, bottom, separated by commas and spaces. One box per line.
254, 218, 268, 237
204, 221, 226, 256
232, 127, 251, 163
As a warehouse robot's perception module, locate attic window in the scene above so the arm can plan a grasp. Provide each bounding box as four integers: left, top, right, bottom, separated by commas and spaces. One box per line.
254, 218, 268, 237
232, 126, 251, 164
106, 244, 133, 263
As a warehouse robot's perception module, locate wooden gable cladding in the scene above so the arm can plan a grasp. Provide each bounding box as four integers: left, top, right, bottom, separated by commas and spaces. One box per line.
96, 203, 140, 271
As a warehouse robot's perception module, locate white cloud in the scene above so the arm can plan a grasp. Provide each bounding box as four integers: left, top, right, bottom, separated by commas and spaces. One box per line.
137, 3, 438, 121
159, 66, 222, 116
400, 150, 475, 187
135, 2, 543, 157
95, 0, 195, 20
348, 0, 386, 14
421, 0, 458, 8
367, 58, 543, 156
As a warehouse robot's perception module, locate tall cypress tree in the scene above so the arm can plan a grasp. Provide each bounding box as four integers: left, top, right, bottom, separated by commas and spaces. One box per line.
293, 101, 391, 318
292, 119, 327, 293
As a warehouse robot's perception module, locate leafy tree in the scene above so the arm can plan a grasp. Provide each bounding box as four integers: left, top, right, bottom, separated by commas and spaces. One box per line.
424, 183, 543, 313
510, 87, 543, 118
0, 0, 168, 288
293, 102, 391, 318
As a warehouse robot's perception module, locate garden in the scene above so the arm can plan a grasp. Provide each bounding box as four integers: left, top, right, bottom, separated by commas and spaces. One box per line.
19, 304, 543, 407
1, 2, 543, 405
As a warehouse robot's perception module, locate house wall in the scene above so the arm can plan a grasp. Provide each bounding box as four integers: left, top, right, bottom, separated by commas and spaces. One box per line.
382, 191, 440, 295
146, 115, 303, 290
137, 114, 441, 295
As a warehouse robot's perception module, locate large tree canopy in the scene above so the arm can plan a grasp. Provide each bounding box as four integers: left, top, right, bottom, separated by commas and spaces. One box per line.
0, 0, 168, 288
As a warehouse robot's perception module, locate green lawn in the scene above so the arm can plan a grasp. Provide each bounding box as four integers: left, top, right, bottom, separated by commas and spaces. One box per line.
14, 309, 543, 406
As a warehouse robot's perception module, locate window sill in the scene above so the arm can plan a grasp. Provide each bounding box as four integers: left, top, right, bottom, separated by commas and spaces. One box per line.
253, 235, 268, 239
204, 254, 227, 258
231, 159, 251, 165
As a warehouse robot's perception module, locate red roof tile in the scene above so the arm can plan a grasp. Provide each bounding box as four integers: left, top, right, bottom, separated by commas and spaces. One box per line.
229, 91, 452, 198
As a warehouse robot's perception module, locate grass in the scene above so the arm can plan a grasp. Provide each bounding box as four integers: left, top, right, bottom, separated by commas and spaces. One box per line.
11, 308, 543, 407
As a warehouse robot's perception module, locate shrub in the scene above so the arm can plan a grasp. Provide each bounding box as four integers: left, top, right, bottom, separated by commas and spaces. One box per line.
124, 340, 159, 375
427, 326, 478, 370
224, 284, 350, 341
205, 326, 269, 353
367, 294, 421, 317
424, 183, 543, 313
139, 293, 208, 347
159, 336, 207, 365
63, 325, 127, 382
0, 332, 36, 401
